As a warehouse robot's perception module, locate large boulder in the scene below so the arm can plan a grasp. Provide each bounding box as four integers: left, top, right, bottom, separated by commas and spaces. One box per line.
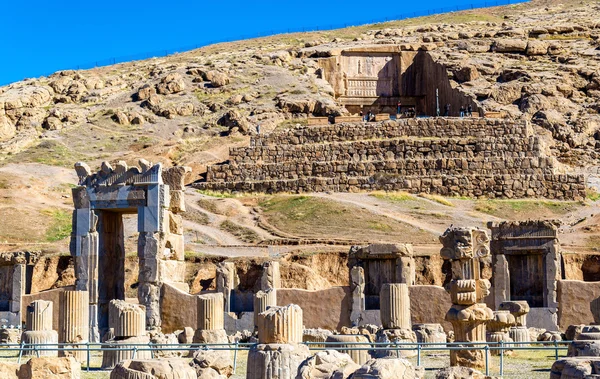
110, 359, 196, 379
454, 66, 479, 83
190, 349, 233, 378
18, 357, 81, 379
0, 114, 15, 141
156, 73, 186, 95
493, 39, 528, 53
526, 40, 549, 56
207, 71, 230, 87
218, 109, 250, 134
297, 350, 361, 379
349, 358, 417, 379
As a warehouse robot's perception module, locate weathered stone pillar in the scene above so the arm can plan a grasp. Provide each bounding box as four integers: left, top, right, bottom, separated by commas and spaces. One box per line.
101, 300, 151, 370
350, 266, 365, 325
193, 293, 228, 344
247, 304, 310, 379
260, 261, 281, 290
10, 264, 25, 315
375, 283, 417, 358
499, 301, 530, 345
486, 311, 515, 356
325, 334, 371, 365
253, 289, 276, 328
59, 290, 90, 362
217, 262, 236, 313
22, 300, 58, 357
441, 227, 493, 369
380, 283, 410, 329
257, 304, 303, 344
109, 300, 146, 338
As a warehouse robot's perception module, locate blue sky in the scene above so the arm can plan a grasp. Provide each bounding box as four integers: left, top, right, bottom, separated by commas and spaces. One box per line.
1, 0, 516, 85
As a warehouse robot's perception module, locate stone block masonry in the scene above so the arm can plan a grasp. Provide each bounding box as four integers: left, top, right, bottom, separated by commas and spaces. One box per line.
196, 118, 586, 200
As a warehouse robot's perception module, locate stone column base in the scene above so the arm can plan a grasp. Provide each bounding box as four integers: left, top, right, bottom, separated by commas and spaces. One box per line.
21, 330, 58, 357
450, 347, 489, 369
101, 336, 152, 370
509, 326, 530, 347
246, 343, 310, 379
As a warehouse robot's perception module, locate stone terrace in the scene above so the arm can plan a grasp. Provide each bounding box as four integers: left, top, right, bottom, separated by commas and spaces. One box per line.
196, 118, 586, 199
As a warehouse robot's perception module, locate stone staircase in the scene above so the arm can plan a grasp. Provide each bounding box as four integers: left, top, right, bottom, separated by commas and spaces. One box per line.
195, 118, 586, 200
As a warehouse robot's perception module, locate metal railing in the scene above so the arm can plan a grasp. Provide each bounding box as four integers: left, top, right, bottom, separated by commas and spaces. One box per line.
0, 339, 569, 376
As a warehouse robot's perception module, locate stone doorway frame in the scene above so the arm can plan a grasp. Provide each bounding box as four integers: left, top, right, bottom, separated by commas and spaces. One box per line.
70, 160, 189, 341
488, 220, 561, 330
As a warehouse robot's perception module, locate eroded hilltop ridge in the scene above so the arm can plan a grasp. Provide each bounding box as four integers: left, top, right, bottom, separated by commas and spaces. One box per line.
0, 0, 598, 180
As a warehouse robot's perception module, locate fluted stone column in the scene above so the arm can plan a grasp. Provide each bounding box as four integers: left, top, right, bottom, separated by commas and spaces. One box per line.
247, 304, 309, 379
194, 293, 227, 344
254, 289, 276, 329
380, 283, 410, 330
377, 283, 417, 358
499, 301, 530, 346
22, 300, 58, 357
27, 300, 53, 331
257, 304, 303, 344
101, 300, 151, 370
59, 290, 90, 362
109, 300, 146, 338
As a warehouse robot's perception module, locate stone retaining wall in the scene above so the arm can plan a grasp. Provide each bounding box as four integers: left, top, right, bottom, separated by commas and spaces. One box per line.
201, 173, 585, 200
228, 136, 542, 165
197, 118, 586, 199
251, 118, 530, 147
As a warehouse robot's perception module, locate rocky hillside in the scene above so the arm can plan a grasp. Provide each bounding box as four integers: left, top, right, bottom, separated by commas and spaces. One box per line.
1, 0, 599, 177
1, 0, 600, 266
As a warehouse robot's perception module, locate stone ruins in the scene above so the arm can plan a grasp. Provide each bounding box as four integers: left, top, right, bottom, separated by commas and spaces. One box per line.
489, 220, 561, 331
441, 227, 493, 369
316, 47, 477, 116
248, 304, 309, 379
22, 300, 58, 357
197, 118, 586, 199
71, 160, 190, 340
1, 161, 597, 379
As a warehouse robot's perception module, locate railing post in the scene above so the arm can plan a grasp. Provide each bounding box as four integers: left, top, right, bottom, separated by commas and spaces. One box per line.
17, 341, 24, 364
485, 345, 489, 376
35, 343, 40, 358
395, 340, 399, 358
555, 340, 559, 361
133, 346, 138, 360
87, 342, 90, 372
233, 341, 238, 374
417, 343, 421, 366
499, 341, 504, 376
